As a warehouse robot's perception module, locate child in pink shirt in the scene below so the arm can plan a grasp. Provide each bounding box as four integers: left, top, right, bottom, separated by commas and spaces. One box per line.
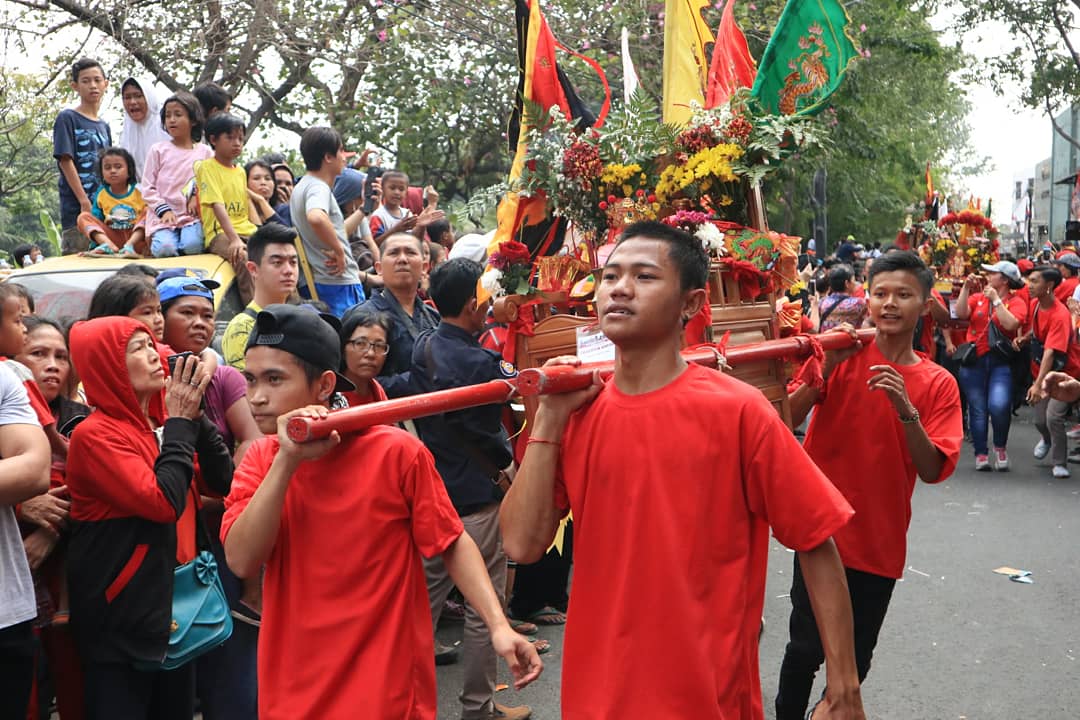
141, 91, 212, 257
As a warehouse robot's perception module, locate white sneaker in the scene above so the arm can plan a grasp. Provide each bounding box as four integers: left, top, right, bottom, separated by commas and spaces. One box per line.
1053, 465, 1071, 479
994, 448, 1010, 471
1034, 439, 1050, 459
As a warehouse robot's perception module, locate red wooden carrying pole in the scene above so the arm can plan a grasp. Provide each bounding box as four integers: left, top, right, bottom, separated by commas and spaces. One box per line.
286, 328, 876, 441
515, 328, 878, 396
285, 380, 517, 442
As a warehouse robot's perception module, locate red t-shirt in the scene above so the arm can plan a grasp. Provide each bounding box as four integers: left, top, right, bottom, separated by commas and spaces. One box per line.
553, 363, 853, 720
1054, 276, 1078, 304
805, 341, 962, 579
966, 291, 1028, 356
1029, 301, 1080, 377
341, 378, 388, 407
221, 428, 464, 720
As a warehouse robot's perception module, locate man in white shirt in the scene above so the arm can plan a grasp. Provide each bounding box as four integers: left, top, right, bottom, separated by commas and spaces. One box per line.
0, 362, 51, 717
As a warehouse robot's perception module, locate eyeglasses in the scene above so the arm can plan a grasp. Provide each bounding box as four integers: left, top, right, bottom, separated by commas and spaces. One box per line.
346, 338, 390, 355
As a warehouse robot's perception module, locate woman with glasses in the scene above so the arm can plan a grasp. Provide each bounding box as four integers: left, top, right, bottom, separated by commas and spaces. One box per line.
339, 306, 392, 406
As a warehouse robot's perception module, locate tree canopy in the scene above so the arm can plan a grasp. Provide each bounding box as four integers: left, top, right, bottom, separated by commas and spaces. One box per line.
1, 0, 978, 246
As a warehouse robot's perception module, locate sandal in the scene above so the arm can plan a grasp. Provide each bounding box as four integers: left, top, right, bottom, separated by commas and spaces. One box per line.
529, 638, 551, 655
525, 606, 566, 625
508, 618, 538, 636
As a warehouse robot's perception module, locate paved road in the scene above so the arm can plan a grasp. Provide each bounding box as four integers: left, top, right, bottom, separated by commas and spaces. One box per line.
436, 410, 1080, 719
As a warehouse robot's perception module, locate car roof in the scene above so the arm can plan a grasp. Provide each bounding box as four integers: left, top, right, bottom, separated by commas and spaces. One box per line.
4, 253, 236, 307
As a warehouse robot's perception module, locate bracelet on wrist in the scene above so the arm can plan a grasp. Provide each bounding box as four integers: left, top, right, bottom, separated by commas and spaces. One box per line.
898, 407, 920, 424
526, 437, 561, 448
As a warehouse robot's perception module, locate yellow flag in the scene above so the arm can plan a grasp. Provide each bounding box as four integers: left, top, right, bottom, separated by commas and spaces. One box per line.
662, 0, 714, 127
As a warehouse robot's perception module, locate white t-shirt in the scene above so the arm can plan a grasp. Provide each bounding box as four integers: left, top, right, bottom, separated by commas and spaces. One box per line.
0, 362, 41, 630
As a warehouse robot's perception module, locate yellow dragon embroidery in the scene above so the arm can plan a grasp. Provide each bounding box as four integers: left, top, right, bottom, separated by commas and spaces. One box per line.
778, 23, 831, 115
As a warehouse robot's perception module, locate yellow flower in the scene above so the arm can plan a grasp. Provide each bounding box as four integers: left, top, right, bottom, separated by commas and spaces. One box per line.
600, 163, 643, 187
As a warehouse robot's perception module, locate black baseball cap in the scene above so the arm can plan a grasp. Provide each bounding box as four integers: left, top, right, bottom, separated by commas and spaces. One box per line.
246, 304, 355, 392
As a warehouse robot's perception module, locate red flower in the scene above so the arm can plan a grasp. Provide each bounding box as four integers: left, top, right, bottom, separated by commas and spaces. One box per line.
497, 241, 532, 265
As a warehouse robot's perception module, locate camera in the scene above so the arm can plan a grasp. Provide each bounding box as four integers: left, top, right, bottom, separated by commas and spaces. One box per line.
167, 351, 195, 376
363, 166, 385, 216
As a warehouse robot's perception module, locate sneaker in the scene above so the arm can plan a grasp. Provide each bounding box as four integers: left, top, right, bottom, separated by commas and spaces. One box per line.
1053, 465, 1071, 479
1034, 439, 1050, 459
974, 454, 992, 471
464, 704, 533, 720
1068, 424, 1080, 439
993, 448, 1009, 471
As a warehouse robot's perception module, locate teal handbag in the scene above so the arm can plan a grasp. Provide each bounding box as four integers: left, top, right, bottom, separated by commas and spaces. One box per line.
161, 508, 233, 670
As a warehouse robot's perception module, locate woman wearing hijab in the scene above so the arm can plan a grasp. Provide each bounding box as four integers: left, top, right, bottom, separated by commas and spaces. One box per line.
120, 77, 170, 178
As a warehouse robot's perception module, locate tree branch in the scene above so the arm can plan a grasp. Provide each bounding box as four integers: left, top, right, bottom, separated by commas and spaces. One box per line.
45, 0, 184, 90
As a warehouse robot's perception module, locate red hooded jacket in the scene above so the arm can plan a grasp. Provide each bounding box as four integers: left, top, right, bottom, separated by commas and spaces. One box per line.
65, 317, 233, 665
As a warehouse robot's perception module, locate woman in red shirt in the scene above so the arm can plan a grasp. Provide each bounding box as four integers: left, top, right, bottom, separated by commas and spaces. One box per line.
954, 261, 1028, 471
338, 306, 391, 406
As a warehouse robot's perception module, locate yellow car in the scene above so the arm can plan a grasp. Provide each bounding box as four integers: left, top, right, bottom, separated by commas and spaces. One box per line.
4, 253, 240, 336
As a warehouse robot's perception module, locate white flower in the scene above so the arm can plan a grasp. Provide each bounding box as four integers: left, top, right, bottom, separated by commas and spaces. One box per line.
480, 268, 505, 297
695, 223, 727, 256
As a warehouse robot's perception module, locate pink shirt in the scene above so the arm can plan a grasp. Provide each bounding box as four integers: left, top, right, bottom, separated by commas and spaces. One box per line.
139, 140, 212, 236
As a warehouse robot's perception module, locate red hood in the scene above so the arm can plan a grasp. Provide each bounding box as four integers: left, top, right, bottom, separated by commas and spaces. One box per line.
70, 317, 165, 431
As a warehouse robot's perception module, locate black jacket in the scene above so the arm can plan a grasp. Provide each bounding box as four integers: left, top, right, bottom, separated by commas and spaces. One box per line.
410, 324, 516, 515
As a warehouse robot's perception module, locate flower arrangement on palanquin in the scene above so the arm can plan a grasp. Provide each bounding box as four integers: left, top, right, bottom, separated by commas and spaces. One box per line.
917, 205, 999, 286
491, 91, 821, 305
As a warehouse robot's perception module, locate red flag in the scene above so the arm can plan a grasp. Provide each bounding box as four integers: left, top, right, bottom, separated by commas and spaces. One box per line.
705, 0, 757, 109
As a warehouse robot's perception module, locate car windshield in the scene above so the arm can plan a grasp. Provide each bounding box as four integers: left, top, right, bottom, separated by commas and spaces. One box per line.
12, 269, 122, 323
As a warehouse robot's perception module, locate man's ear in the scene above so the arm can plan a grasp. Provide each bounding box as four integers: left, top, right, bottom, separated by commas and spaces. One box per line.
317, 370, 337, 402
682, 287, 707, 323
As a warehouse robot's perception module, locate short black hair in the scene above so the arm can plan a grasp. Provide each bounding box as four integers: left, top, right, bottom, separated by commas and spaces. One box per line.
205, 113, 245, 148
11, 243, 36, 268
88, 274, 158, 319
338, 307, 393, 371
617, 220, 709, 291
867, 250, 933, 299
160, 91, 204, 142
71, 57, 104, 83
192, 82, 231, 117
96, 146, 138, 185
427, 219, 451, 245
115, 263, 160, 279
828, 264, 854, 293
380, 231, 425, 253
429, 258, 483, 317
1031, 265, 1063, 289
299, 126, 343, 171
247, 222, 297, 265
23, 315, 63, 337
8, 283, 34, 313
381, 170, 409, 187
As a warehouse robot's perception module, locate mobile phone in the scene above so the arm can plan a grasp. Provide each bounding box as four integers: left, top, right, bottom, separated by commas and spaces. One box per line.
363, 166, 385, 215
167, 351, 195, 376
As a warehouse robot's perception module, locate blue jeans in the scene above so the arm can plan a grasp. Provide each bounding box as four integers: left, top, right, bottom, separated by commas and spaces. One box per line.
151, 223, 204, 257
958, 352, 1014, 456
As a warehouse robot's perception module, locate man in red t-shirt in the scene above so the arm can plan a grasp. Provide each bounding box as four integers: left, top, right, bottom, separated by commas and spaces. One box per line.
1052, 252, 1080, 303
778, 251, 963, 719
1021, 266, 1080, 478
501, 221, 865, 720
221, 305, 540, 720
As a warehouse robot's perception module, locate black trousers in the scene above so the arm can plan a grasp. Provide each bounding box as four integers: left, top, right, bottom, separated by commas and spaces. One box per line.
82, 660, 195, 720
0, 620, 35, 720
775, 555, 896, 720
510, 519, 572, 618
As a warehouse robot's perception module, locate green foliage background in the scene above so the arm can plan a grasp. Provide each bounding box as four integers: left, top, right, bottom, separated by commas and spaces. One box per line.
0, 0, 997, 253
